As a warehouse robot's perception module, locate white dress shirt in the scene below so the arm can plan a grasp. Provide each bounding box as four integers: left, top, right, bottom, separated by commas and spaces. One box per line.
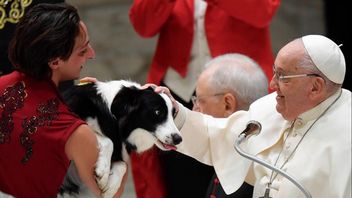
164, 0, 211, 101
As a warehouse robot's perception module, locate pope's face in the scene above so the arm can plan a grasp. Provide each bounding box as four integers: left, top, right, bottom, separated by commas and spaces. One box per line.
269, 41, 317, 121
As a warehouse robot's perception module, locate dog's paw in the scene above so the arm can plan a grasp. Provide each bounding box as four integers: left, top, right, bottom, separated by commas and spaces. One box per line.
95, 135, 114, 190
95, 160, 110, 191
102, 162, 127, 198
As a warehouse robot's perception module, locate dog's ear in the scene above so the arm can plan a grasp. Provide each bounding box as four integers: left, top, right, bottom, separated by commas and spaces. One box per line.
110, 86, 144, 141
110, 86, 142, 117
145, 86, 155, 92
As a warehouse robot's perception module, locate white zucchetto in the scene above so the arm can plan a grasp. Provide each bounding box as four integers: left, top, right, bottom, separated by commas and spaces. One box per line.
302, 35, 345, 84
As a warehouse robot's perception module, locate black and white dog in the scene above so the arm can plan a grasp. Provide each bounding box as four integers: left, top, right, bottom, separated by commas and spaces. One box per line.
59, 80, 182, 198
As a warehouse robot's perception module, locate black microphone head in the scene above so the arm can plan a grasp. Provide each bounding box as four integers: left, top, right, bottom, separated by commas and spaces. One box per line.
242, 120, 261, 138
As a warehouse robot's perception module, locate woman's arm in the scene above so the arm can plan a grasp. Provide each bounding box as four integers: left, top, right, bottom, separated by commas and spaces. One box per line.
65, 124, 102, 197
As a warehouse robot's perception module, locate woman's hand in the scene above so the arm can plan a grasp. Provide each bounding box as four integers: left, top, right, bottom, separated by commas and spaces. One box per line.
78, 77, 98, 85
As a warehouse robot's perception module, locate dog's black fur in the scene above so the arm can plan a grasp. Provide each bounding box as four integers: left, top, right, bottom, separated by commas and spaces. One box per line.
59, 80, 182, 197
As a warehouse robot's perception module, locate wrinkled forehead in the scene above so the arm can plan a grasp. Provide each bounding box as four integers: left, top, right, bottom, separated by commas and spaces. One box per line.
275, 40, 305, 70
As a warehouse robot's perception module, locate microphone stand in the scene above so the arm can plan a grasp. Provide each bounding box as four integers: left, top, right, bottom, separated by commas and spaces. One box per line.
234, 121, 312, 198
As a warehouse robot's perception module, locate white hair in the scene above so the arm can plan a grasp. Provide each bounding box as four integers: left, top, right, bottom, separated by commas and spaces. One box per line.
204, 53, 268, 110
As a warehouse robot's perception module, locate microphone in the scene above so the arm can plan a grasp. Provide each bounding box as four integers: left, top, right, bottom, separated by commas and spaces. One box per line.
234, 120, 312, 198
236, 120, 261, 145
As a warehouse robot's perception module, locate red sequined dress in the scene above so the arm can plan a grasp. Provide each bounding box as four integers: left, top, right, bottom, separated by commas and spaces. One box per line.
0, 71, 85, 198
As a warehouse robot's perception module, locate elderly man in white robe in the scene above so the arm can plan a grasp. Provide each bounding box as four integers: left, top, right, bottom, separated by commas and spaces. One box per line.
157, 35, 351, 198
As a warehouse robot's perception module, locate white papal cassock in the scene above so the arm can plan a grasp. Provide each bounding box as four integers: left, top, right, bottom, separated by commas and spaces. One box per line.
173, 89, 351, 198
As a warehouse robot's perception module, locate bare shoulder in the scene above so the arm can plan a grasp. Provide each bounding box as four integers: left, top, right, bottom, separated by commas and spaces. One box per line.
65, 124, 99, 160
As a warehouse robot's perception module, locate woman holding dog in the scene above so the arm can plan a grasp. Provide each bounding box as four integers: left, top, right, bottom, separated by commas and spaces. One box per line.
0, 3, 124, 198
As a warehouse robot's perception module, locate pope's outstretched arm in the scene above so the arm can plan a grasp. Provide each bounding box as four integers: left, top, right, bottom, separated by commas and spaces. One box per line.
172, 101, 252, 195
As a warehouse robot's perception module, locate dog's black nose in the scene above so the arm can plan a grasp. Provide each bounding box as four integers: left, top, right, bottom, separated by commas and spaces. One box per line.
172, 133, 182, 145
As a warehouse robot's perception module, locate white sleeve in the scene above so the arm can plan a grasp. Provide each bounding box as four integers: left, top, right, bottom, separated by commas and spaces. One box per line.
174, 103, 252, 194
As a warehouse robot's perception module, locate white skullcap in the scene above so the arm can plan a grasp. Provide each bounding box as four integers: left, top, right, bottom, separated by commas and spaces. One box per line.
302, 35, 346, 84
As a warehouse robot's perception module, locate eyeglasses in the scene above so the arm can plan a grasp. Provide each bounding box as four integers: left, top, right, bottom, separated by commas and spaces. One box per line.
273, 66, 321, 83
191, 93, 225, 106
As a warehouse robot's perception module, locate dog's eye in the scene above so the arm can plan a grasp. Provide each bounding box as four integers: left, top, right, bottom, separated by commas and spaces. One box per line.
155, 110, 160, 116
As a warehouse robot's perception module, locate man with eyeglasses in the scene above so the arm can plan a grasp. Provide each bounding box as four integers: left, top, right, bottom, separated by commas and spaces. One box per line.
154, 35, 351, 197
192, 53, 268, 119
192, 53, 268, 197
272, 66, 321, 83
